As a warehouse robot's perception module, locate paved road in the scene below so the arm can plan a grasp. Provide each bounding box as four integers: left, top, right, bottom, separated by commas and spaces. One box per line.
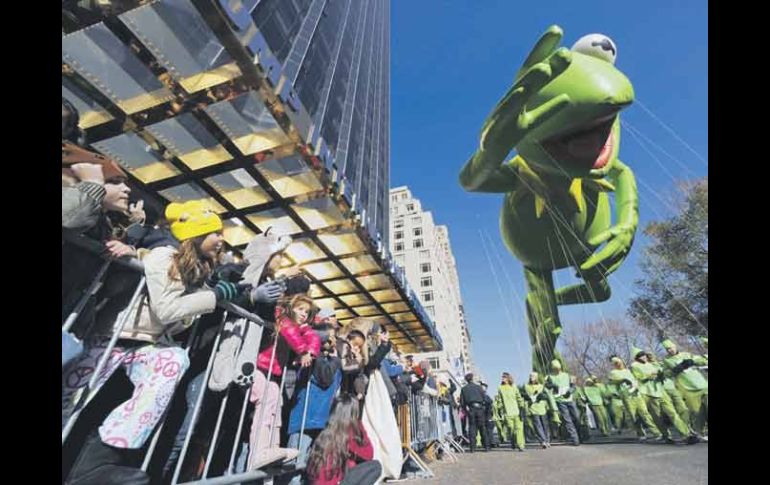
418, 442, 708, 485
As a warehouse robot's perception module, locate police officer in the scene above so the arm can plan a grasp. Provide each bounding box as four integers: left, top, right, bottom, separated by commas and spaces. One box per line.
460, 373, 490, 452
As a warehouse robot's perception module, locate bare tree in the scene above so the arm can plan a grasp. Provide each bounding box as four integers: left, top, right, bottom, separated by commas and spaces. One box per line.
559, 317, 699, 382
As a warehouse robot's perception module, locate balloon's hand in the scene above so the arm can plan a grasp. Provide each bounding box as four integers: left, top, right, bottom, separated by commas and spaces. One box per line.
582, 225, 635, 274
480, 48, 572, 155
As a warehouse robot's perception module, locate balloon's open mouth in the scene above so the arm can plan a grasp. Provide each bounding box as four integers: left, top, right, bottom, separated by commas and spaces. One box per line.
541, 113, 617, 171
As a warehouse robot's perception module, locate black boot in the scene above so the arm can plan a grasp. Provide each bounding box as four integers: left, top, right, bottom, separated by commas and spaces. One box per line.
66, 432, 149, 485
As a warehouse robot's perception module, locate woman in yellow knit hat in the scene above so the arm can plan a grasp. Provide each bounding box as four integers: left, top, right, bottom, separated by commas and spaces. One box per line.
65, 201, 247, 484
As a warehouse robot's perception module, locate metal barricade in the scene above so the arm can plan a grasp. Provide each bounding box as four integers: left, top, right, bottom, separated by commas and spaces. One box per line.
62, 231, 468, 483
61, 232, 315, 485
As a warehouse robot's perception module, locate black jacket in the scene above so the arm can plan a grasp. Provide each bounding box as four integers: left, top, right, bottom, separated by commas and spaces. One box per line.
460, 382, 486, 408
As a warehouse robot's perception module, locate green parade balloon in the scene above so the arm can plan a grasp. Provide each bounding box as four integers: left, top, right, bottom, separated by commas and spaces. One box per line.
459, 25, 639, 374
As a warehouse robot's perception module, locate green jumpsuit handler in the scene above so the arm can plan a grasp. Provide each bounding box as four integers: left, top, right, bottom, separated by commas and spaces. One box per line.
545, 360, 581, 445
496, 373, 527, 451
524, 372, 558, 448
519, 384, 538, 442
584, 377, 611, 436
661, 339, 708, 438
630, 347, 697, 444
603, 379, 626, 433
493, 393, 509, 443
608, 355, 662, 441
574, 380, 592, 442
698, 336, 708, 436
647, 351, 691, 428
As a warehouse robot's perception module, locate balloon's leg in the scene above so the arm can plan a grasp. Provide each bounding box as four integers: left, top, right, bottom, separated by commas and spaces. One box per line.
524, 266, 563, 374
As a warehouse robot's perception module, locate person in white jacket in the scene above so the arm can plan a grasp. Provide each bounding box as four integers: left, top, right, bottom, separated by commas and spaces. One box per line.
65, 201, 246, 485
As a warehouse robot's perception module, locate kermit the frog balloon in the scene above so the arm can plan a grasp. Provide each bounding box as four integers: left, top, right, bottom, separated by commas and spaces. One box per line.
460, 26, 638, 374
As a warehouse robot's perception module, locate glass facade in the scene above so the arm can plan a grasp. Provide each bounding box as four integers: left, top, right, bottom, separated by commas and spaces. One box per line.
61, 0, 437, 352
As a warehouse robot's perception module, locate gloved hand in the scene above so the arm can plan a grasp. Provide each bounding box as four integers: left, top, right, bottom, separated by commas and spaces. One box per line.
206, 262, 247, 288
523, 394, 533, 404
545, 380, 557, 391
250, 281, 284, 304
655, 372, 666, 383
214, 281, 246, 302
621, 379, 633, 388
536, 392, 549, 402
673, 360, 693, 375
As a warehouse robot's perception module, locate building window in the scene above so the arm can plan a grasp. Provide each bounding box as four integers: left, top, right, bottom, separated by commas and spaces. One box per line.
406, 203, 414, 212
395, 242, 404, 252
413, 239, 423, 249
422, 291, 434, 302
420, 262, 431, 273
401, 193, 408, 200
428, 357, 440, 369
391, 195, 398, 203
394, 231, 403, 240
412, 216, 421, 224
420, 250, 430, 259
413, 227, 422, 237
420, 276, 432, 287
394, 218, 404, 228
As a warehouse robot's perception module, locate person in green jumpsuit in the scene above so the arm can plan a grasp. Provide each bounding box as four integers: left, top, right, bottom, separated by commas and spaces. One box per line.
697, 336, 708, 436
646, 351, 690, 428
601, 375, 626, 434
573, 377, 592, 442
523, 371, 558, 448
661, 339, 708, 439
545, 360, 581, 445
630, 346, 698, 444
492, 381, 509, 444
519, 383, 538, 443
608, 355, 662, 441
583, 376, 611, 436
496, 372, 527, 451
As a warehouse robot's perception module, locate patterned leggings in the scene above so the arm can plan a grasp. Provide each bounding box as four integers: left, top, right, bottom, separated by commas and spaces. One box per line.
62, 337, 189, 449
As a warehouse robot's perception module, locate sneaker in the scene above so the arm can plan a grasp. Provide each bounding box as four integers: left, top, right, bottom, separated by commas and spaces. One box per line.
541, 443, 548, 449
686, 435, 700, 445
700, 435, 708, 443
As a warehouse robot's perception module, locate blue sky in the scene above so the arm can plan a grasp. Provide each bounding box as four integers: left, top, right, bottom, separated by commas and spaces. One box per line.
390, 0, 707, 393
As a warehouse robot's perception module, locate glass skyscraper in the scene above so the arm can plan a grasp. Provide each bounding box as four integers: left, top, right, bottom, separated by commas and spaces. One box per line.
62, 0, 438, 352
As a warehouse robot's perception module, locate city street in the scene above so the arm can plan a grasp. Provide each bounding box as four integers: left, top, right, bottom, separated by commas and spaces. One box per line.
422, 442, 708, 485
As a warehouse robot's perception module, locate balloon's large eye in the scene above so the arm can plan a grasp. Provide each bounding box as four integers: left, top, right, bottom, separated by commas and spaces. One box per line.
572, 34, 617, 65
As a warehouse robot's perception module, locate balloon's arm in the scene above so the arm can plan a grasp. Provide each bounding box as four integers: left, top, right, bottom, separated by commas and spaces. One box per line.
582, 160, 638, 274
610, 160, 639, 235
459, 154, 519, 193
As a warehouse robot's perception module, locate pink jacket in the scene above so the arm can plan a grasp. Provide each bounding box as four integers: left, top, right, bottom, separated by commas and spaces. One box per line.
257, 313, 321, 377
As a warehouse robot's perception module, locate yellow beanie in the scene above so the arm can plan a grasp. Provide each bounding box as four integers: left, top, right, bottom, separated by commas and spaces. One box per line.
165, 201, 223, 241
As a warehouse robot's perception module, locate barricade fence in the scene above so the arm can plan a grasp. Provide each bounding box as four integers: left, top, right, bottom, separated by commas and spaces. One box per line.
62, 232, 461, 484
